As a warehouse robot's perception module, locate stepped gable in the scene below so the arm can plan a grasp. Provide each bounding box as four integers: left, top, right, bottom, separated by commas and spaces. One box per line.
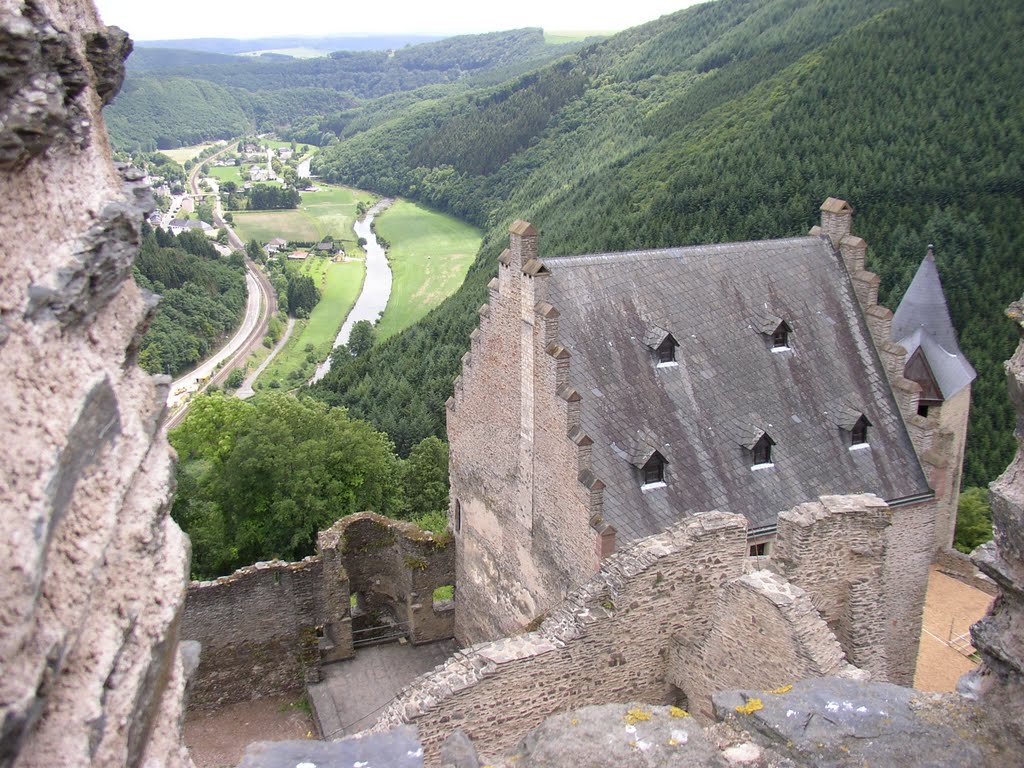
891, 247, 977, 400
543, 235, 931, 541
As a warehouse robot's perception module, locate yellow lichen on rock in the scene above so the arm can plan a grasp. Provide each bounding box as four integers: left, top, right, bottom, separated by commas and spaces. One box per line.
624, 707, 652, 725
766, 684, 793, 695
735, 698, 764, 715
669, 706, 690, 718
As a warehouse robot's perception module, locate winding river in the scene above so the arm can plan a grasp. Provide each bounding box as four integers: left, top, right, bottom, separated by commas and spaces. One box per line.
310, 199, 394, 383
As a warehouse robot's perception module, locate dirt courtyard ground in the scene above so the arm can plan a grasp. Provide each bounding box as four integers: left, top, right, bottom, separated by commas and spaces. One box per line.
914, 565, 995, 692
185, 693, 314, 768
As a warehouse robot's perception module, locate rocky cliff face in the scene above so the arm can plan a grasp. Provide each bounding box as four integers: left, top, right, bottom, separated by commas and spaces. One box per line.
0, 2, 191, 766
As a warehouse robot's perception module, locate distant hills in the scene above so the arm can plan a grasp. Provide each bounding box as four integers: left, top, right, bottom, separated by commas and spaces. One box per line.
136, 35, 447, 56
307, 0, 1023, 488
105, 29, 589, 151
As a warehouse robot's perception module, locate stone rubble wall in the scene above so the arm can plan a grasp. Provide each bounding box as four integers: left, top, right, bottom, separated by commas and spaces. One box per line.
180, 512, 454, 709
669, 569, 853, 718
771, 494, 891, 679
0, 2, 191, 766
373, 494, 909, 765
934, 547, 998, 596
182, 558, 325, 709
372, 512, 750, 763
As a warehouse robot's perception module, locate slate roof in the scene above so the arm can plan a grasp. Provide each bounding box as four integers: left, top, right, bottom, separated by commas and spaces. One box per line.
891, 249, 976, 399
543, 236, 931, 542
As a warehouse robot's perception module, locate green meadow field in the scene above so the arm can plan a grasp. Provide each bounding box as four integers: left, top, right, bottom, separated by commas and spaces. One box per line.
255, 256, 365, 388
373, 200, 481, 340
231, 184, 376, 246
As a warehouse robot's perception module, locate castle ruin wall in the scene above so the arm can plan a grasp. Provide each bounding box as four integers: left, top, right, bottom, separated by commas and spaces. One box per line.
182, 558, 326, 709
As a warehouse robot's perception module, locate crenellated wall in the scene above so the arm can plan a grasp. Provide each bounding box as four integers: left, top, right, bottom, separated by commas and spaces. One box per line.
0, 2, 191, 765
448, 223, 602, 645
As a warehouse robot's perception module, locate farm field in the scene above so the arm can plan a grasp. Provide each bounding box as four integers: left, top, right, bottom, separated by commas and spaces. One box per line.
255, 256, 365, 389
161, 142, 219, 164
232, 185, 376, 249
373, 200, 481, 340
207, 165, 246, 182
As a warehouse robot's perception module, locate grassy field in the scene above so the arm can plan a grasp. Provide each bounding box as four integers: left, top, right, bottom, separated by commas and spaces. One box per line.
373, 200, 481, 340
161, 142, 219, 164
255, 256, 365, 388
232, 184, 375, 247
207, 164, 246, 182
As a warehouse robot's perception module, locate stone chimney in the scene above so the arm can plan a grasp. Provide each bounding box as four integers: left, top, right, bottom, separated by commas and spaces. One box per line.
820, 197, 854, 243
509, 220, 539, 270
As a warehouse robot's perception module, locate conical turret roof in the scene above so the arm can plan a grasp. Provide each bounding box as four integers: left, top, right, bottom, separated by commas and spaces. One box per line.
891, 248, 976, 399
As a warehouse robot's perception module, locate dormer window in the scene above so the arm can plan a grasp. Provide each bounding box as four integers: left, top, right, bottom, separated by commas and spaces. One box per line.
752, 435, 774, 468
849, 415, 870, 449
642, 454, 665, 486
757, 314, 792, 352
644, 324, 679, 368
831, 406, 871, 451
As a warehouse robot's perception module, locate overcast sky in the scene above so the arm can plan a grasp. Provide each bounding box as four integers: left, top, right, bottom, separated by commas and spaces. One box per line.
92, 0, 702, 41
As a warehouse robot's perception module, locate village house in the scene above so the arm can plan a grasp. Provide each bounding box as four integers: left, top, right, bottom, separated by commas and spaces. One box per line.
446, 199, 973, 687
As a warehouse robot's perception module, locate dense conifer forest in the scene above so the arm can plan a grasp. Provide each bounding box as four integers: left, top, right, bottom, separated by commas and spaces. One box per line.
308, 0, 1023, 488
133, 225, 247, 377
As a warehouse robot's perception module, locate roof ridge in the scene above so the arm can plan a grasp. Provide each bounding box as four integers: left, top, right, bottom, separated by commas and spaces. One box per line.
544, 236, 822, 266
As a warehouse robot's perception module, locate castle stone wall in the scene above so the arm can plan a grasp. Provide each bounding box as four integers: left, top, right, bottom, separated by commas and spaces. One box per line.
0, 2, 191, 765
181, 513, 454, 709
448, 225, 599, 646
668, 570, 851, 718
182, 559, 325, 709
374, 512, 749, 763
772, 494, 892, 679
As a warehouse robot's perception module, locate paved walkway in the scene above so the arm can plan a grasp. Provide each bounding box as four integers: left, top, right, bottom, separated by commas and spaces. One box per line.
236, 317, 295, 399
309, 639, 458, 740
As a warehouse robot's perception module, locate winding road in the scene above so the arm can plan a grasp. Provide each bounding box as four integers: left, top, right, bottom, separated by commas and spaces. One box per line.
163, 141, 277, 431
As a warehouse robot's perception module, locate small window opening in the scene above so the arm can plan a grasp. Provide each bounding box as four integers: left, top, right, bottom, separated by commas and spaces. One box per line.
454, 499, 462, 533
752, 439, 772, 467
917, 403, 930, 418
657, 340, 676, 364
772, 327, 789, 348
749, 542, 768, 557
851, 420, 868, 446
641, 453, 667, 488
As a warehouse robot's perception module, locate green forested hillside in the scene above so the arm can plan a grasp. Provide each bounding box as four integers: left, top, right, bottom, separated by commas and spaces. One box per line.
104, 29, 587, 151
311, 0, 1024, 487
133, 226, 247, 377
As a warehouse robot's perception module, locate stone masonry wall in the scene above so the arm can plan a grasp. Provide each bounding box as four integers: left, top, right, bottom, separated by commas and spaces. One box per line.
0, 2, 191, 766
771, 494, 891, 680
813, 201, 949, 685
182, 558, 325, 709
181, 513, 454, 709
374, 512, 749, 764
319, 512, 454, 648
669, 570, 853, 718
448, 223, 600, 645
374, 494, 908, 765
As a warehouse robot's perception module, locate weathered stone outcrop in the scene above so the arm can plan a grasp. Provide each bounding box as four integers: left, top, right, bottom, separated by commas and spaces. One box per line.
0, 1, 190, 766
958, 297, 1024, 743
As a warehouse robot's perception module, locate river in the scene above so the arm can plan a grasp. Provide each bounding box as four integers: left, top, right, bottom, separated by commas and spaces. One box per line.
310, 199, 394, 383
